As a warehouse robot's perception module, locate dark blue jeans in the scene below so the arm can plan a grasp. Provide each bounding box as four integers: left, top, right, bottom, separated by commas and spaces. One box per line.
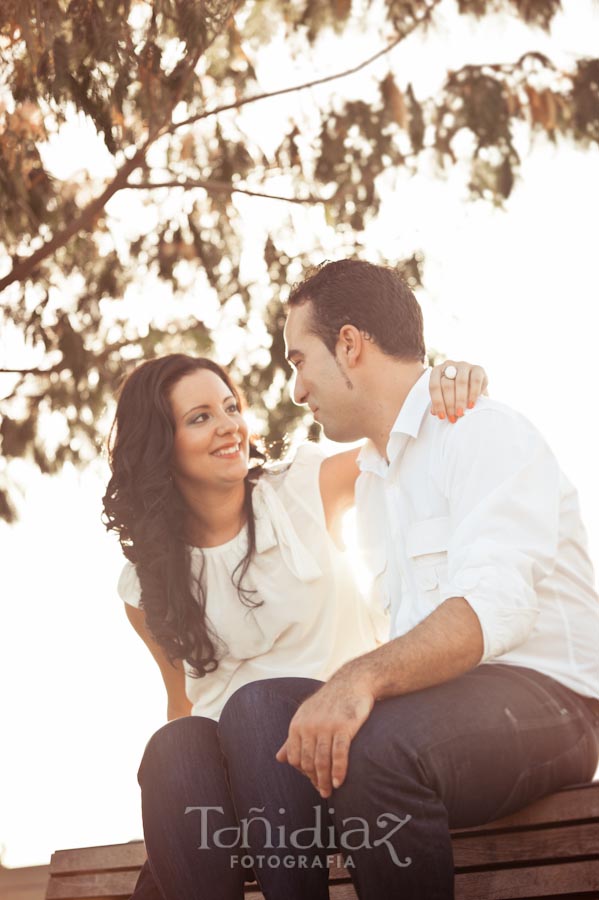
131, 684, 331, 900
131, 665, 599, 900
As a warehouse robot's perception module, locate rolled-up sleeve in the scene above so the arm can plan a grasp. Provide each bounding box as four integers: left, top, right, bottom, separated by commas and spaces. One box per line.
117, 561, 142, 608
439, 408, 560, 662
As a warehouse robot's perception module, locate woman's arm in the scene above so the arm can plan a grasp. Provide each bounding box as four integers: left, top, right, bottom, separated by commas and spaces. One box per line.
319, 447, 361, 547
124, 603, 192, 721
429, 360, 488, 421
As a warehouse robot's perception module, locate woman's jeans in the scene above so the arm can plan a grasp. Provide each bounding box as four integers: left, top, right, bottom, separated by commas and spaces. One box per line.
130, 664, 599, 900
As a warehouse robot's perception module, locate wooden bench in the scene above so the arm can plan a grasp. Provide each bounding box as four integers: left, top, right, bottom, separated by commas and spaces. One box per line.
45, 782, 599, 900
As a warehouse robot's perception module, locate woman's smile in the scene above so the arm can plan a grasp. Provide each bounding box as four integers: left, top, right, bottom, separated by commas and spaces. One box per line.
212, 441, 242, 459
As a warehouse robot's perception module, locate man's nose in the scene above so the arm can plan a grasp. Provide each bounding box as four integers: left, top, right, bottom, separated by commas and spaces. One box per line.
292, 373, 307, 406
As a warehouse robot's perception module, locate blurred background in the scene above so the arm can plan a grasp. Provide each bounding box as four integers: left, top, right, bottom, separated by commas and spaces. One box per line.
1, 0, 598, 882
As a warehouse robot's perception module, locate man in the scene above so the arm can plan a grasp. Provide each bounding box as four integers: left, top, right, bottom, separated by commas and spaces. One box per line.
257, 258, 599, 898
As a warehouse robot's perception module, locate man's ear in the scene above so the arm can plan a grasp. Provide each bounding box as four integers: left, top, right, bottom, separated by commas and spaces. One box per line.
335, 324, 364, 368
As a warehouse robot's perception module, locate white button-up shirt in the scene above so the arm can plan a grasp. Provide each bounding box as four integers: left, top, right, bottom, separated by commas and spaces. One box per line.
356, 368, 599, 700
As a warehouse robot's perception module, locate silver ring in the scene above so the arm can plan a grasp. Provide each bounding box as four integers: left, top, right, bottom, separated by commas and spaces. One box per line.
442, 364, 458, 381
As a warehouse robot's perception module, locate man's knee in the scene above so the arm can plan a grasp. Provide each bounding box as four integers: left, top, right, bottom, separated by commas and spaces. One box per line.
334, 701, 433, 803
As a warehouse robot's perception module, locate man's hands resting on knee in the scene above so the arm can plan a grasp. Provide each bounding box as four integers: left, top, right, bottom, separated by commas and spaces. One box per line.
275, 667, 376, 798
276, 596, 484, 799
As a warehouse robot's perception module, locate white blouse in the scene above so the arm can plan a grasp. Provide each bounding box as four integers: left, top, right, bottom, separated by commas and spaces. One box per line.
118, 443, 387, 720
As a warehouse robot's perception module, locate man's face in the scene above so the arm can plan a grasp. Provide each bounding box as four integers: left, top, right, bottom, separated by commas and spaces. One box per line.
284, 302, 361, 442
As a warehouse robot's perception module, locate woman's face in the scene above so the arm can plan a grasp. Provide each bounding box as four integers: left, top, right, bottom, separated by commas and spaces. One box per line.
169, 369, 250, 490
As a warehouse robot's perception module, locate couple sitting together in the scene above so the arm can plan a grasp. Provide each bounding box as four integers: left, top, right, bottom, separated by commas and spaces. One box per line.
103, 259, 599, 900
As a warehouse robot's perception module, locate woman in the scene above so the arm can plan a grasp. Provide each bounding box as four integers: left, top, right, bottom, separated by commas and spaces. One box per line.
103, 353, 485, 900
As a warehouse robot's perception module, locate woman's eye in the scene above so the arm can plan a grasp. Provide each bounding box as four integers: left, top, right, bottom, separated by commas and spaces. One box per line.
227, 404, 240, 414
190, 413, 208, 424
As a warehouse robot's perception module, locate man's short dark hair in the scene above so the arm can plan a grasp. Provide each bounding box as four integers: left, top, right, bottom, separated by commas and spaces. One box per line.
288, 259, 426, 362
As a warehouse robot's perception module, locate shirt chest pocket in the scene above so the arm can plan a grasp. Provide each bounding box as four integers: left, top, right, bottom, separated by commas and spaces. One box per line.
406, 516, 450, 599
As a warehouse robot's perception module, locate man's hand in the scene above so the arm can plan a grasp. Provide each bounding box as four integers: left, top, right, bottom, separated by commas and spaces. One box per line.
276, 667, 376, 798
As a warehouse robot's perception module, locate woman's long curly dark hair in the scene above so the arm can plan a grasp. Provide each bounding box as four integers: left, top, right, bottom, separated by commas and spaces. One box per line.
102, 355, 266, 678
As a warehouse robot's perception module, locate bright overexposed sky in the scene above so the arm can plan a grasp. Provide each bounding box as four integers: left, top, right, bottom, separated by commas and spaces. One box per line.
1, 0, 599, 869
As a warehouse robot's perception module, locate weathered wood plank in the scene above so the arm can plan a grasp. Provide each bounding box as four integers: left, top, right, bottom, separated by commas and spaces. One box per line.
455, 859, 599, 900
45, 859, 599, 900
48, 784, 599, 873
46, 871, 140, 898
45, 784, 599, 899
47, 818, 599, 884
453, 821, 599, 868
49, 843, 146, 875
245, 880, 356, 899
452, 783, 599, 834
325, 883, 357, 899
45, 870, 354, 900
47, 848, 351, 882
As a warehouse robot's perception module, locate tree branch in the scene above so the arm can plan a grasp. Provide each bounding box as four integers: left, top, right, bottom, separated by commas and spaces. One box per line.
0, 365, 62, 376
0, 1, 440, 295
125, 178, 324, 204
0, 337, 150, 378
169, 3, 442, 134
0, 148, 147, 296
0, 1, 236, 296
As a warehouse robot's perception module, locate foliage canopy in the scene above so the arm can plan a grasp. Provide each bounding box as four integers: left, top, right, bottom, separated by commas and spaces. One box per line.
1, 0, 597, 520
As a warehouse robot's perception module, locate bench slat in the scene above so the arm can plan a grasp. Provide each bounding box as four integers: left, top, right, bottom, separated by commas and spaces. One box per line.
45, 784, 599, 899
45, 860, 599, 900
45, 870, 354, 900
453, 821, 599, 868
48, 784, 599, 875
48, 817, 599, 880
455, 859, 599, 900
245, 884, 356, 900
47, 847, 352, 880
46, 872, 139, 899
49, 844, 146, 876
452, 783, 599, 834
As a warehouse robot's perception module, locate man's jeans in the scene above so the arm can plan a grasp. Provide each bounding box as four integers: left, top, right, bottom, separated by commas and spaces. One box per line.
130, 664, 599, 900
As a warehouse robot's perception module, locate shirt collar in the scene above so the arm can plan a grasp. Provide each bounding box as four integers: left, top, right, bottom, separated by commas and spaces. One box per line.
357, 368, 432, 475
389, 367, 432, 440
